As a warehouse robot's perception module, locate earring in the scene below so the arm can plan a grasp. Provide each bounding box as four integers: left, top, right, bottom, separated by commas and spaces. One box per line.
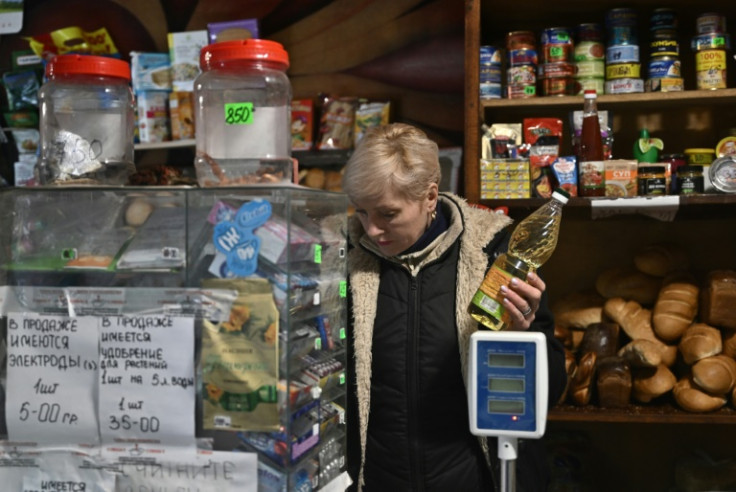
431, 210, 437, 221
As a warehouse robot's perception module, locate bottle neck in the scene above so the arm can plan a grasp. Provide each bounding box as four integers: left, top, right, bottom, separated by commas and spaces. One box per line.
583, 96, 598, 117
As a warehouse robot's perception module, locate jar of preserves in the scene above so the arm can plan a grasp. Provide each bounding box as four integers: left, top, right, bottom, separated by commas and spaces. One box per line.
676, 166, 704, 194
638, 166, 667, 195
194, 39, 292, 186
38, 54, 135, 185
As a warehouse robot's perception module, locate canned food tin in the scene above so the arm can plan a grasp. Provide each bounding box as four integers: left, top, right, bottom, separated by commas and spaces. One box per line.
650, 36, 679, 57
645, 77, 684, 92
575, 77, 605, 95
691, 33, 731, 52
541, 27, 572, 45
650, 8, 678, 30
606, 8, 637, 27
575, 60, 605, 78
480, 82, 503, 99
507, 84, 536, 99
506, 31, 536, 50
507, 64, 536, 85
605, 77, 644, 94
541, 77, 576, 96
648, 57, 681, 79
508, 48, 538, 66
577, 23, 603, 42
608, 26, 638, 46
696, 50, 727, 89
575, 41, 605, 61
606, 62, 641, 80
696, 12, 727, 35
480, 64, 502, 84
538, 62, 576, 79
480, 46, 503, 66
607, 44, 640, 63
543, 43, 573, 63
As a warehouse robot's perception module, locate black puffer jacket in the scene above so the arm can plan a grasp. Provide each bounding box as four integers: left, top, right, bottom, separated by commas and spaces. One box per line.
346, 194, 567, 492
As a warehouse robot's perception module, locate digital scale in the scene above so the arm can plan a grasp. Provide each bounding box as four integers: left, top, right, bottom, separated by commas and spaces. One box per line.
468, 330, 548, 492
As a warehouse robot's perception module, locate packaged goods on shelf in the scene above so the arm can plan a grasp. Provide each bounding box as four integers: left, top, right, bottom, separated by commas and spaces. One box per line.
207, 18, 259, 43
480, 158, 531, 199
136, 90, 171, 143
167, 30, 208, 92
130, 51, 172, 93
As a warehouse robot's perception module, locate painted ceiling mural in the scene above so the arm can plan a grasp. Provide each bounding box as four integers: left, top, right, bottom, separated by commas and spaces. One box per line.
1, 0, 464, 145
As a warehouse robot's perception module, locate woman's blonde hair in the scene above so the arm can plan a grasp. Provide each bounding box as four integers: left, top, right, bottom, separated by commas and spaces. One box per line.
342, 123, 441, 203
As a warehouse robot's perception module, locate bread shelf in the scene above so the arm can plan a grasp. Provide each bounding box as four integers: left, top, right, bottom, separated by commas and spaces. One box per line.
550, 403, 736, 424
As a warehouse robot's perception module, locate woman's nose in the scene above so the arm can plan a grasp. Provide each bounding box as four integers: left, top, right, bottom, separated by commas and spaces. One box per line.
364, 218, 384, 237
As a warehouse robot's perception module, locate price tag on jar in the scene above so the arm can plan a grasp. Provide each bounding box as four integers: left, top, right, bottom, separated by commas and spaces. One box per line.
591, 196, 680, 221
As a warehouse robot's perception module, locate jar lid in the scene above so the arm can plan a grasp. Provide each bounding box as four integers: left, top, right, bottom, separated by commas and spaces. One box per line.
200, 39, 290, 69
678, 166, 703, 173
684, 148, 716, 155
46, 54, 131, 80
709, 155, 736, 193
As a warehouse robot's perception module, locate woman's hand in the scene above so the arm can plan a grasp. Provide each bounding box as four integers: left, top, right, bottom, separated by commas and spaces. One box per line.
500, 272, 546, 331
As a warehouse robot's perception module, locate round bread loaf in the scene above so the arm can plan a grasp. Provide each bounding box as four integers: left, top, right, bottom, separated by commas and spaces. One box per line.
125, 198, 154, 226
577, 322, 620, 361
673, 375, 727, 413
632, 364, 676, 403
723, 329, 736, 359
678, 323, 723, 365
692, 355, 736, 395
633, 242, 689, 277
595, 267, 662, 305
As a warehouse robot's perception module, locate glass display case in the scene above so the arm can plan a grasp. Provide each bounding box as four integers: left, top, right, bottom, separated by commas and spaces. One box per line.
0, 185, 350, 491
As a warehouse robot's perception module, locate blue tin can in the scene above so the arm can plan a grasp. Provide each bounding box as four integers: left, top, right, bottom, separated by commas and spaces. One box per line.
650, 8, 678, 30
480, 45, 503, 66
607, 44, 640, 63
648, 56, 681, 79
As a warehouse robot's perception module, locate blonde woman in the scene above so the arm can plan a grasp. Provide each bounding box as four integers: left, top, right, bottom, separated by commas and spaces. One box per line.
343, 123, 566, 491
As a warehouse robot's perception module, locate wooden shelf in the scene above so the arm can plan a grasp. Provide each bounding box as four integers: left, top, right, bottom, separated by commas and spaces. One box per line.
550, 403, 736, 424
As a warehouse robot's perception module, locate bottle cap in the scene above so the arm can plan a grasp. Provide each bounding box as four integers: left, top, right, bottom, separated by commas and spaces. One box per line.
584, 89, 597, 98
552, 188, 570, 203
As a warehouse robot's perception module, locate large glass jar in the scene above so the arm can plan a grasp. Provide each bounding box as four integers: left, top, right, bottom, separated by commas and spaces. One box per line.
38, 54, 135, 185
194, 39, 292, 187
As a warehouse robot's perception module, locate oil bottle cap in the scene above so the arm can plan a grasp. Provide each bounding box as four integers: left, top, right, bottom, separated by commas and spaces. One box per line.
552, 188, 570, 203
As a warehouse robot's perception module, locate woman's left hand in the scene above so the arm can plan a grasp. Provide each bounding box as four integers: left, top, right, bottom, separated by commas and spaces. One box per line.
500, 272, 546, 331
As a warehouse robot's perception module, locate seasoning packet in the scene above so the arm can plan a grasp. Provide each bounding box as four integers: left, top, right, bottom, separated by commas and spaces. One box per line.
482, 123, 522, 159
551, 156, 578, 197
291, 99, 314, 151
523, 118, 563, 168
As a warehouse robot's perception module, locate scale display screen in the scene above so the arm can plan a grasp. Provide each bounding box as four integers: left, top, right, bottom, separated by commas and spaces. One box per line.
488, 399, 525, 414
488, 353, 524, 368
488, 377, 525, 393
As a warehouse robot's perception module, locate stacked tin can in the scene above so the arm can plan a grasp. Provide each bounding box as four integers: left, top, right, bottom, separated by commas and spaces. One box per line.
506, 31, 538, 98
538, 27, 576, 96
692, 12, 730, 90
480, 45, 503, 99
573, 23, 605, 95
646, 8, 683, 92
604, 7, 644, 94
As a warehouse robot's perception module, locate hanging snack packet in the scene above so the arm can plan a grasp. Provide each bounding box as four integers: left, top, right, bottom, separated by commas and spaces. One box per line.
482, 123, 522, 159
354, 100, 390, 147
291, 99, 314, 151
523, 118, 563, 168
317, 96, 358, 150
2, 70, 40, 110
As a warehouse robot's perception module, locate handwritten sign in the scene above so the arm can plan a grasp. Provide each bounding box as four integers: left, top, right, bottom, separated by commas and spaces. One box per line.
116, 450, 257, 492
590, 195, 680, 221
6, 313, 100, 445
98, 314, 196, 459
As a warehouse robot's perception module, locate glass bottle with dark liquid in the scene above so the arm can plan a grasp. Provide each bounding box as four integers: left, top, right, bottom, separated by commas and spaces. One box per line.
469, 188, 569, 330
578, 90, 605, 197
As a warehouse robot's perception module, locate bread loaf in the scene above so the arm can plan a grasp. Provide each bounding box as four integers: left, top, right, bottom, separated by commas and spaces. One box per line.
673, 375, 727, 413
692, 355, 736, 395
569, 351, 597, 406
577, 323, 620, 361
559, 349, 577, 404
632, 364, 676, 403
618, 339, 663, 368
551, 290, 605, 330
652, 278, 699, 342
633, 242, 689, 277
595, 267, 662, 305
678, 323, 722, 365
604, 297, 677, 366
596, 356, 632, 408
723, 329, 736, 359
700, 270, 736, 329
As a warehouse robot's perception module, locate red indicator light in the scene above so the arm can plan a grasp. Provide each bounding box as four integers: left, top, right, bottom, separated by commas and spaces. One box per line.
512, 415, 518, 421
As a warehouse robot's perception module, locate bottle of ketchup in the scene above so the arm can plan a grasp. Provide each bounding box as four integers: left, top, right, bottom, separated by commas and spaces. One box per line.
578, 90, 605, 197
